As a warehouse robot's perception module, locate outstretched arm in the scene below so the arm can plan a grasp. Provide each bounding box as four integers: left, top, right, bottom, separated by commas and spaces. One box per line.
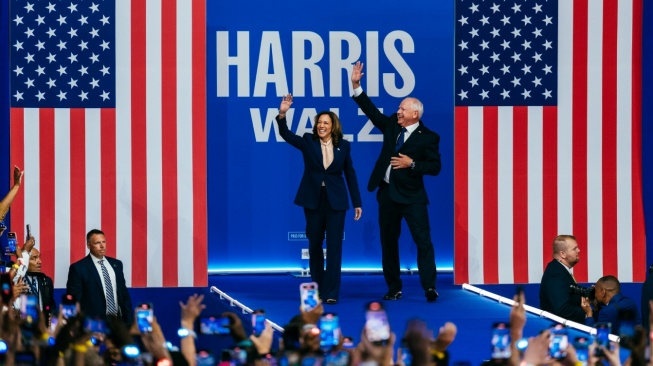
350, 62, 394, 132
0, 166, 24, 222
276, 94, 304, 149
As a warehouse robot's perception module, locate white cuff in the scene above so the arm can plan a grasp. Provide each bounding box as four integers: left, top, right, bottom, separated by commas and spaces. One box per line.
353, 86, 363, 97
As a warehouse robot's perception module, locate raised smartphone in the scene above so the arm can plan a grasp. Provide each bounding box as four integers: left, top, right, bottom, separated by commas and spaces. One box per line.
365, 301, 390, 345
549, 324, 568, 359
491, 322, 511, 359
299, 282, 319, 312
319, 312, 341, 349
135, 302, 154, 333
252, 309, 266, 337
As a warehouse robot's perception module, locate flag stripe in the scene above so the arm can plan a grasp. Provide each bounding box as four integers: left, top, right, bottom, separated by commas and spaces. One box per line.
39, 109, 56, 278
115, 0, 134, 286
585, 0, 604, 282
192, 0, 208, 286
483, 107, 498, 283
631, 0, 646, 282
53, 109, 71, 288
468, 107, 484, 284
542, 106, 558, 271
101, 108, 117, 261
527, 107, 544, 281
177, 0, 194, 286
571, 0, 590, 283
145, 0, 164, 288
71, 110, 86, 264
615, 0, 633, 280
85, 110, 102, 252
162, 0, 179, 287
498, 107, 514, 283
512, 107, 528, 283
453, 107, 469, 285
602, 0, 619, 276
131, 0, 149, 287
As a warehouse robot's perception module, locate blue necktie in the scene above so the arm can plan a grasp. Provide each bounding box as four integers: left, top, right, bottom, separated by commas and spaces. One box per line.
396, 127, 408, 151
99, 260, 118, 315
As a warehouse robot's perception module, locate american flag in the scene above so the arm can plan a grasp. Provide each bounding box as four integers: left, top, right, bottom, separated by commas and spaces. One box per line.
453, 0, 645, 284
9, 0, 208, 288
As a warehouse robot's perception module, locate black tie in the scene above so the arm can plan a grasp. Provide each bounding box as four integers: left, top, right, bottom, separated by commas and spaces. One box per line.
27, 276, 38, 296
396, 127, 408, 151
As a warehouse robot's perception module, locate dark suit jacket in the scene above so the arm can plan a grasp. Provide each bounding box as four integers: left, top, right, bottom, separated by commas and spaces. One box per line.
25, 271, 56, 318
641, 271, 653, 332
585, 293, 641, 333
276, 115, 362, 211
353, 92, 441, 203
539, 259, 585, 323
66, 255, 133, 324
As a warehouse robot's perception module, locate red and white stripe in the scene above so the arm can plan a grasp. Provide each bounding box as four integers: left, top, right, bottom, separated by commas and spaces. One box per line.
10, 1, 208, 288
454, 0, 645, 284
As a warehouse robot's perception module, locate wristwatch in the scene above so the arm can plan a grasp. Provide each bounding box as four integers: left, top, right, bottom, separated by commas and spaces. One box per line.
410, 161, 416, 169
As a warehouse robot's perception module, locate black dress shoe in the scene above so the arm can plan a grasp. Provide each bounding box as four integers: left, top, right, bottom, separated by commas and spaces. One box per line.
325, 299, 338, 304
383, 290, 402, 300
425, 287, 439, 302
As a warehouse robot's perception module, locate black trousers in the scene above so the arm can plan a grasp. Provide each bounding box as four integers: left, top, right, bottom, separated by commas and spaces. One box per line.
304, 187, 346, 300
377, 182, 437, 293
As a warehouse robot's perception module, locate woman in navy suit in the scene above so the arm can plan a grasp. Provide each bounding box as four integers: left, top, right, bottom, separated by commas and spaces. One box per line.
276, 94, 362, 304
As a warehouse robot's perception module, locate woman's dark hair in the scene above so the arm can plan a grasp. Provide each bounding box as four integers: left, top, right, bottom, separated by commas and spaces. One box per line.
312, 111, 344, 146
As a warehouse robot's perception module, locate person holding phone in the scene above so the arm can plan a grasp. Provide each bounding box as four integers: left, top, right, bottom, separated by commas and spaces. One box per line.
23, 246, 56, 323
276, 94, 363, 304
351, 61, 441, 302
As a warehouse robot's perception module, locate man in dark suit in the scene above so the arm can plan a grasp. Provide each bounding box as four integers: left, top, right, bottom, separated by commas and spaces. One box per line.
539, 235, 586, 323
25, 247, 57, 323
66, 229, 133, 324
350, 61, 441, 302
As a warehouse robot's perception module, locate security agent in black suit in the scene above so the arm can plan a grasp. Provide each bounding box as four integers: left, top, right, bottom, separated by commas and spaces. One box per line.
351, 61, 441, 302
66, 229, 133, 324
25, 247, 57, 322
539, 235, 586, 324
276, 94, 363, 303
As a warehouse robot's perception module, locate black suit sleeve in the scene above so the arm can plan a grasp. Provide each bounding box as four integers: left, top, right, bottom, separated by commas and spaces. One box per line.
353, 92, 395, 133
114, 260, 133, 325
415, 131, 441, 176
545, 270, 586, 322
65, 263, 83, 305
343, 143, 362, 208
45, 276, 57, 315
276, 115, 305, 150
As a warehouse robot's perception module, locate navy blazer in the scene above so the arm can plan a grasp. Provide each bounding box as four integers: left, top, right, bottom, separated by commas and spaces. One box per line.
539, 260, 586, 323
276, 115, 362, 211
353, 92, 441, 204
66, 255, 133, 324
585, 293, 642, 333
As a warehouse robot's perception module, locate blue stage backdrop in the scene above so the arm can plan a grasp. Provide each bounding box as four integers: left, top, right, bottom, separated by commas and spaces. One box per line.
206, 0, 455, 272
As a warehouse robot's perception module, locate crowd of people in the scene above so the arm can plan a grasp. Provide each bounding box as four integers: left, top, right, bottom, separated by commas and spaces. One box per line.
0, 186, 652, 366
